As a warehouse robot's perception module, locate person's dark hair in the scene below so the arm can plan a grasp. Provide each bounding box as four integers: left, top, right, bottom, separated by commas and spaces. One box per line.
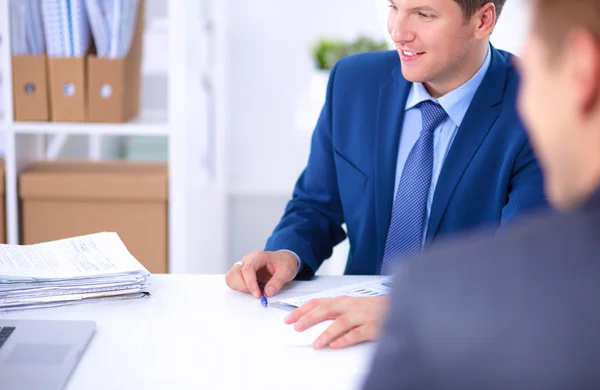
454, 0, 507, 19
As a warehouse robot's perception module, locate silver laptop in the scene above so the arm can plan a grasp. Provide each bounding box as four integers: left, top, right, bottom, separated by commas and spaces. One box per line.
0, 319, 96, 390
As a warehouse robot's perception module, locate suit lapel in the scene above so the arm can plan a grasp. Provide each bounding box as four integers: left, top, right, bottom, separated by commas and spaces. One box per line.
426, 47, 508, 242
374, 65, 411, 271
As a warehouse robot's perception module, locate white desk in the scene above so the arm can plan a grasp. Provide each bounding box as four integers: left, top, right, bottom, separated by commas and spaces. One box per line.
1, 275, 382, 390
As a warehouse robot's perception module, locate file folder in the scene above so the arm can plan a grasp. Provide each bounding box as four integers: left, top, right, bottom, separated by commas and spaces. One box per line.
42, 0, 90, 57
42, 0, 67, 56
85, 0, 111, 57
12, 55, 50, 121
10, 1, 28, 55
86, 0, 139, 59
27, 0, 46, 55
87, 0, 144, 122
69, 0, 91, 56
47, 56, 87, 121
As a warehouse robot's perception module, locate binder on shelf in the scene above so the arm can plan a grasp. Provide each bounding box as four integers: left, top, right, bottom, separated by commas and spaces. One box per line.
11, 55, 50, 121
47, 56, 87, 121
43, 0, 91, 122
11, 0, 49, 121
87, 0, 144, 123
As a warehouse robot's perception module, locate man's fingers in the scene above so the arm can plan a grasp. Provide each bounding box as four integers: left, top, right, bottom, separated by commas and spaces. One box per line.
241, 265, 261, 298
329, 324, 376, 349
264, 250, 299, 296
226, 250, 298, 298
265, 266, 293, 297
241, 252, 269, 298
313, 314, 357, 350
225, 263, 250, 293
293, 300, 341, 332
284, 299, 321, 325
264, 276, 284, 297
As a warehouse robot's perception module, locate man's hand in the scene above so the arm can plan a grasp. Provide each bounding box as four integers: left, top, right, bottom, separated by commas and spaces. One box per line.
225, 250, 299, 298
284, 296, 390, 350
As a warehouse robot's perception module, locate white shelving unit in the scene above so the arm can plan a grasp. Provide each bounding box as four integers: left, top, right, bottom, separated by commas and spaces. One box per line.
0, 0, 229, 274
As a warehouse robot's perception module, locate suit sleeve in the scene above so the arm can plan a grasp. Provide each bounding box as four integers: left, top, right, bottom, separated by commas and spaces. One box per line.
500, 139, 549, 226
264, 62, 347, 279
361, 267, 423, 390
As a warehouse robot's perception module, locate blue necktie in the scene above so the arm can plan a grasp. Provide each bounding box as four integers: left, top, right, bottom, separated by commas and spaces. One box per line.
380, 100, 448, 275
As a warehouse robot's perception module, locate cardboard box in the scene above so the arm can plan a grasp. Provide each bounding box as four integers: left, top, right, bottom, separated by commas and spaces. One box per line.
87, 0, 144, 123
19, 161, 168, 273
12, 55, 50, 121
47, 56, 87, 122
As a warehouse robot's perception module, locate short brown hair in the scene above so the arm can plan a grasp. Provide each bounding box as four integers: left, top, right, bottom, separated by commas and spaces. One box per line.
454, 0, 507, 19
532, 0, 600, 54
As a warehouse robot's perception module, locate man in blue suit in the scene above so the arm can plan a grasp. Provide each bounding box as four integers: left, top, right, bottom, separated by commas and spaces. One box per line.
226, 0, 547, 348
363, 0, 600, 387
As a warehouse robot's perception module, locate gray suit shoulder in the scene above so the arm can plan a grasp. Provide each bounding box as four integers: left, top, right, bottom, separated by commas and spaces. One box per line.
418, 206, 600, 276
363, 204, 600, 390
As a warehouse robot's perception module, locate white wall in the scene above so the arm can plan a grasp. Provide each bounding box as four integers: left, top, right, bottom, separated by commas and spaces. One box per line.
225, 0, 387, 273
491, 0, 530, 56
226, 0, 386, 195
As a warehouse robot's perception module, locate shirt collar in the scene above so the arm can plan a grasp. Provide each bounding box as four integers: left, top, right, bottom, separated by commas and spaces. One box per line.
405, 45, 492, 127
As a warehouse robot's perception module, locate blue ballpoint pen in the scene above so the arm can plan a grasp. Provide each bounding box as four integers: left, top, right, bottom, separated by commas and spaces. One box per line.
258, 283, 268, 307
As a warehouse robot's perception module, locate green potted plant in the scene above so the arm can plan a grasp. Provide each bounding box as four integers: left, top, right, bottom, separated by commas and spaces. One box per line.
311, 35, 389, 70
308, 35, 388, 107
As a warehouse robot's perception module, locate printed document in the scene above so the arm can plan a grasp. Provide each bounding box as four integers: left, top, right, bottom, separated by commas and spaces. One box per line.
271, 278, 393, 311
0, 232, 148, 280
0, 232, 151, 312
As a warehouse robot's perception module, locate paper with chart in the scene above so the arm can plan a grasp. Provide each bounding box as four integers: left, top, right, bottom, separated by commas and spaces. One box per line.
271, 278, 393, 311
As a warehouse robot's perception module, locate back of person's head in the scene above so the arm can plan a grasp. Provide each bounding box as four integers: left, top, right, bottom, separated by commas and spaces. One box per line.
517, 0, 600, 210
531, 0, 600, 51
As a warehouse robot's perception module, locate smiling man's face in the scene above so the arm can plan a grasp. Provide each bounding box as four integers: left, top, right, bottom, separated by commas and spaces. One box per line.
387, 0, 485, 93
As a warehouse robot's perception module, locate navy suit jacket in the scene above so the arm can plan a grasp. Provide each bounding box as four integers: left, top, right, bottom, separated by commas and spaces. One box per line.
265, 46, 548, 278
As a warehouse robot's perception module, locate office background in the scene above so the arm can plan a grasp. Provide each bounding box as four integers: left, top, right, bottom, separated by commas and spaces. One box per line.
0, 0, 529, 275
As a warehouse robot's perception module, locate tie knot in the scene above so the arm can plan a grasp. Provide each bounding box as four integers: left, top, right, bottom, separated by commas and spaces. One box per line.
419, 100, 447, 134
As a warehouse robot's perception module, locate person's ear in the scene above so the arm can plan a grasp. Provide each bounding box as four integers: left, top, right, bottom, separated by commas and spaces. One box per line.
473, 2, 497, 40
567, 28, 600, 117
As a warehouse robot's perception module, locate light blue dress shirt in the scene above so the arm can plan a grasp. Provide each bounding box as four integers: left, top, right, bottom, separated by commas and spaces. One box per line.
287, 46, 491, 274
394, 46, 491, 243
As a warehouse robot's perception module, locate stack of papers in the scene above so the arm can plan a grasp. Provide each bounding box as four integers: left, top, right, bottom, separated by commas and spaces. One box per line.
0, 232, 151, 313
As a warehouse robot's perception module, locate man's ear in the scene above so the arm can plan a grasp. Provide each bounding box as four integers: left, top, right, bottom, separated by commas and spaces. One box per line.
568, 28, 600, 116
473, 2, 497, 40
